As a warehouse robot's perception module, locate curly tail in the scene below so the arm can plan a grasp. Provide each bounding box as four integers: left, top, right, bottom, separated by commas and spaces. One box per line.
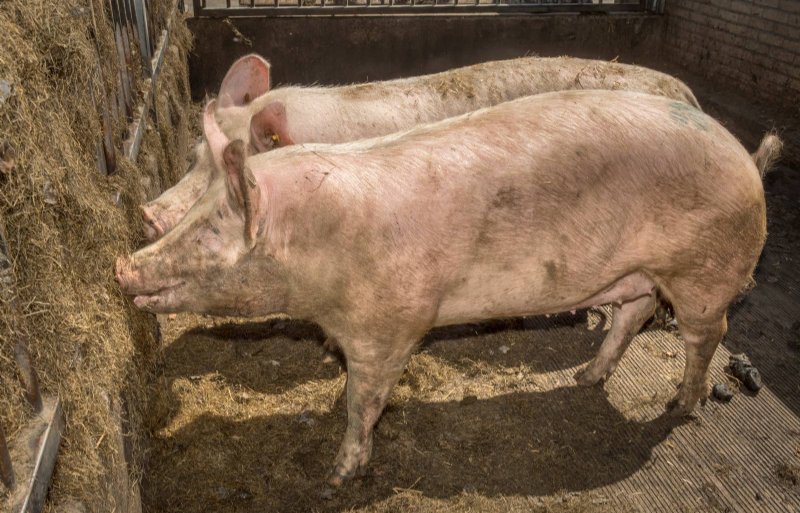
752, 132, 783, 178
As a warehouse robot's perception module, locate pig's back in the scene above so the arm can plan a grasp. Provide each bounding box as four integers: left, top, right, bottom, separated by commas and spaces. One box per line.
272, 57, 699, 145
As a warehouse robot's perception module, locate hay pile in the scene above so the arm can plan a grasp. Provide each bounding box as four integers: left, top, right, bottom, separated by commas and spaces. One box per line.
0, 1, 192, 511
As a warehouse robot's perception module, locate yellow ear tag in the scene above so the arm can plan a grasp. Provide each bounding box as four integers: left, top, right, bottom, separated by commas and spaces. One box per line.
271, 133, 280, 144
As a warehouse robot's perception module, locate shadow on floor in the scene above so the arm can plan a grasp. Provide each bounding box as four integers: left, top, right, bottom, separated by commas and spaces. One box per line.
142, 384, 684, 513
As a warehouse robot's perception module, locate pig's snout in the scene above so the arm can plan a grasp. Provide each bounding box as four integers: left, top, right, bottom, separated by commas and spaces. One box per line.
114, 255, 136, 293
140, 205, 165, 241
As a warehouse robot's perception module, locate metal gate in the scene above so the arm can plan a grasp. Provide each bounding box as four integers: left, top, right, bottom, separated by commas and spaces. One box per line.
192, 0, 660, 17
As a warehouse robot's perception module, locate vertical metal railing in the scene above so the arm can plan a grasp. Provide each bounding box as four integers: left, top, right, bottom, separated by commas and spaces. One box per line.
0, 226, 45, 496
96, 0, 174, 174
133, 0, 154, 75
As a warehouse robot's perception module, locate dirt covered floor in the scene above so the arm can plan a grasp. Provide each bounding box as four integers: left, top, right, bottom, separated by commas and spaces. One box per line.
139, 160, 800, 513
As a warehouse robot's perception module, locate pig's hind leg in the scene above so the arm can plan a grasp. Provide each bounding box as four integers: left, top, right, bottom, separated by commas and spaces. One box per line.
666, 316, 726, 415
327, 337, 416, 486
659, 268, 737, 415
575, 291, 657, 386
665, 301, 728, 416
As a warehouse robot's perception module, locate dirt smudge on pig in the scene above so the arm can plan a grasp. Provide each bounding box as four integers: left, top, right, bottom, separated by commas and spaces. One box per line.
492, 185, 521, 209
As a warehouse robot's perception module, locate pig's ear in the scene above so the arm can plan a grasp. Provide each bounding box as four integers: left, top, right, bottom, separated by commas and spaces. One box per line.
249, 101, 295, 153
223, 140, 261, 248
218, 54, 271, 109
202, 99, 229, 175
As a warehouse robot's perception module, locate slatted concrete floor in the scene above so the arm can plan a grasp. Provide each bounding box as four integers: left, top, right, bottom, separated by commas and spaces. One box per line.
527, 310, 800, 513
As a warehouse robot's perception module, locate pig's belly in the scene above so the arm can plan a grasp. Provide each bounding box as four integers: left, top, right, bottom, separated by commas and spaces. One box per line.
433, 261, 603, 327
431, 257, 657, 327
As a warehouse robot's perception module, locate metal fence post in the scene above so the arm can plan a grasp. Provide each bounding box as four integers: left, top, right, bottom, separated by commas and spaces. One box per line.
132, 0, 153, 76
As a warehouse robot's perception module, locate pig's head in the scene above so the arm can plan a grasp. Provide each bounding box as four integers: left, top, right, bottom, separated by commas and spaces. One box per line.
117, 100, 289, 315
139, 142, 216, 241
139, 53, 291, 242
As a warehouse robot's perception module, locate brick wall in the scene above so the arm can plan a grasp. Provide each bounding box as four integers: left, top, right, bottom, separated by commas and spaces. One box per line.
664, 0, 800, 109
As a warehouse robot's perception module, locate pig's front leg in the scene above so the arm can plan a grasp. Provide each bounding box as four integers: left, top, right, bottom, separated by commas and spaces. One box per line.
576, 292, 657, 385
327, 340, 415, 486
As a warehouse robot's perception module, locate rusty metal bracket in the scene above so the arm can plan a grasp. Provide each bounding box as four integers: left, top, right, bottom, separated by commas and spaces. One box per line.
0, 421, 14, 491
14, 340, 43, 415
7, 397, 64, 513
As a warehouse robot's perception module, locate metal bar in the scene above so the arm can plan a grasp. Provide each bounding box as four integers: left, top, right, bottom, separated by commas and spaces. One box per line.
112, 0, 136, 118
132, 0, 153, 76
14, 340, 42, 414
193, 1, 645, 15
100, 88, 117, 175
0, 422, 13, 491
114, 21, 134, 119
649, 0, 664, 13
107, 0, 129, 118
10, 397, 64, 513
123, 7, 172, 160
86, 0, 118, 176
192, 0, 203, 15
122, 0, 142, 80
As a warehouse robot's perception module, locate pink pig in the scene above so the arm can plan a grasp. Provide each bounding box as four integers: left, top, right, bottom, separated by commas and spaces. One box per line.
117, 90, 778, 486
139, 54, 700, 241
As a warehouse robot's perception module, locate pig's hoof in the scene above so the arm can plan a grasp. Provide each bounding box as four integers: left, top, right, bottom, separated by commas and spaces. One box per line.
574, 362, 611, 387
666, 393, 699, 417
575, 368, 602, 387
326, 465, 356, 488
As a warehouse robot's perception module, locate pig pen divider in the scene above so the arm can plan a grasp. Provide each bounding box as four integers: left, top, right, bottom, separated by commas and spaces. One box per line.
192, 0, 657, 17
